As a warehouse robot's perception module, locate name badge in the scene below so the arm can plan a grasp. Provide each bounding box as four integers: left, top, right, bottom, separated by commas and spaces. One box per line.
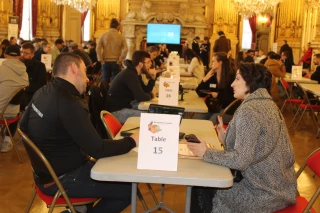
209, 84, 217, 88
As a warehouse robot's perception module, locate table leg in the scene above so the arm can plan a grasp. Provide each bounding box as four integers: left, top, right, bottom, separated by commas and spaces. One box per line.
131, 183, 137, 213
184, 185, 192, 213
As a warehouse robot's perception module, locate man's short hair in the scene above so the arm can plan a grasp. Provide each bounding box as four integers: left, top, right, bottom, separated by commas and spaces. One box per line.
10, 36, 16, 41
21, 42, 35, 53
147, 46, 158, 53
315, 53, 320, 58
247, 49, 254, 54
131, 50, 151, 67
69, 42, 78, 50
5, 45, 20, 56
55, 38, 64, 45
283, 40, 287, 44
41, 42, 49, 49
88, 41, 96, 48
194, 36, 200, 40
110, 18, 119, 28
53, 53, 82, 77
217, 31, 225, 36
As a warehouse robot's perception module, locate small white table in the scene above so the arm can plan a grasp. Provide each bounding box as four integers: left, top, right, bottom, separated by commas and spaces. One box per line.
91, 117, 233, 213
300, 84, 320, 96
283, 73, 318, 84
138, 90, 208, 114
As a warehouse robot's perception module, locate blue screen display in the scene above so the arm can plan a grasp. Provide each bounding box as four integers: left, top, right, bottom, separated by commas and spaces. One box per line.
147, 24, 181, 45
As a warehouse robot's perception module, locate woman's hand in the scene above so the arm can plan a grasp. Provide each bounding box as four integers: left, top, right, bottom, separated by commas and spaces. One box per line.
203, 68, 215, 82
186, 138, 208, 158
148, 69, 157, 80
215, 116, 226, 142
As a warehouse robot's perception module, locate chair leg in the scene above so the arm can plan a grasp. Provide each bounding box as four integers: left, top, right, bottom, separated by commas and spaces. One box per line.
25, 189, 36, 213
3, 119, 22, 163
137, 187, 149, 211
288, 107, 302, 129
146, 183, 159, 205
292, 108, 307, 135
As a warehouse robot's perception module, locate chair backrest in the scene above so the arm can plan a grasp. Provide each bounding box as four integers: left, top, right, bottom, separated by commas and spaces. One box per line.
280, 79, 291, 99
17, 128, 77, 212
295, 148, 320, 212
221, 99, 242, 118
100, 110, 122, 139
0, 86, 26, 118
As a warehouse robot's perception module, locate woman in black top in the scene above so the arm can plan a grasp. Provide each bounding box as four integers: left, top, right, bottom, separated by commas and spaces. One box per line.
200, 37, 211, 70
194, 52, 236, 123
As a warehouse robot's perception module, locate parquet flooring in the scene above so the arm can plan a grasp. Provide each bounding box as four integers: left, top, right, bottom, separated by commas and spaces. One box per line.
0, 108, 320, 213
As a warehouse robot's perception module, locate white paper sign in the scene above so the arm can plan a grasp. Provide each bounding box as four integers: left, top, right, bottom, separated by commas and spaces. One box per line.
137, 113, 180, 171
291, 66, 302, 79
8, 24, 18, 40
168, 51, 180, 67
158, 77, 179, 106
272, 43, 278, 53
166, 66, 180, 78
41, 54, 52, 70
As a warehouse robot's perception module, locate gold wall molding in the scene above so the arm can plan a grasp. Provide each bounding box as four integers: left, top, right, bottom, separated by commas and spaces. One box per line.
93, 0, 120, 39
210, 0, 239, 59
0, 0, 13, 38
36, 0, 61, 43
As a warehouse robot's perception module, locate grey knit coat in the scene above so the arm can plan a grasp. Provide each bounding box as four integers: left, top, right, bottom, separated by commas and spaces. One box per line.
203, 88, 297, 213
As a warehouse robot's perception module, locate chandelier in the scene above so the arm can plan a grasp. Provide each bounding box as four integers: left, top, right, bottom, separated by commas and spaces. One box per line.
51, 0, 97, 13
232, 0, 283, 18
305, 0, 320, 9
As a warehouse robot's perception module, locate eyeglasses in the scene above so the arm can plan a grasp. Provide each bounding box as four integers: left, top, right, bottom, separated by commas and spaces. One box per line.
20, 51, 32, 55
143, 61, 152, 65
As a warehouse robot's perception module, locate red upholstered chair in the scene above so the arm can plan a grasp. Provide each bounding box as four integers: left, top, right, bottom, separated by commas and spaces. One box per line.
17, 128, 98, 213
100, 110, 122, 139
100, 110, 160, 210
0, 86, 26, 163
280, 79, 304, 113
274, 148, 320, 213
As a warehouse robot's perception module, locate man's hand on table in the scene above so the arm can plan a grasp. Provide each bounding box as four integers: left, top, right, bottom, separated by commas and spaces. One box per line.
130, 133, 140, 147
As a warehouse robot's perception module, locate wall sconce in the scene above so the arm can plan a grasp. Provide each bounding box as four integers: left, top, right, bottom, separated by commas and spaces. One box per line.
258, 15, 268, 24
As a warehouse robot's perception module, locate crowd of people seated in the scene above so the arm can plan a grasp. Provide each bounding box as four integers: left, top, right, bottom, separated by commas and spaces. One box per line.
1, 27, 319, 212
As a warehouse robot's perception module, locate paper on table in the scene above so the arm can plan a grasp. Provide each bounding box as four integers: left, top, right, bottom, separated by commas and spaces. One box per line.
178, 144, 214, 159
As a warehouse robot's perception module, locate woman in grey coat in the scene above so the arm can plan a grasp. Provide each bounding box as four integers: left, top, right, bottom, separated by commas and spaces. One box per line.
188, 63, 297, 213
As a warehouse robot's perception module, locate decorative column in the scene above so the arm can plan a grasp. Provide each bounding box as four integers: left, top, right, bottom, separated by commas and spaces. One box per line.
0, 0, 14, 38
122, 24, 136, 59
210, 0, 239, 59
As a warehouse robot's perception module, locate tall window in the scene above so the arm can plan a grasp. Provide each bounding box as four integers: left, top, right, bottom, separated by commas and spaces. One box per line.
241, 19, 252, 50
83, 10, 91, 41
20, 0, 32, 40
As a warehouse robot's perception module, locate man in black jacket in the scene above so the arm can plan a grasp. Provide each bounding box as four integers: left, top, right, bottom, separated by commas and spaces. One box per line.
20, 53, 138, 213
107, 50, 155, 123
20, 42, 47, 109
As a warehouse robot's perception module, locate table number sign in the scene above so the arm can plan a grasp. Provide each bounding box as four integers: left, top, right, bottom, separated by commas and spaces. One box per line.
291, 66, 302, 79
158, 77, 179, 106
41, 54, 52, 70
137, 113, 180, 171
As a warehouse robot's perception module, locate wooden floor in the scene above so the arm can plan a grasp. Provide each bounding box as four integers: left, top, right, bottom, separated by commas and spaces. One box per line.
1, 107, 320, 213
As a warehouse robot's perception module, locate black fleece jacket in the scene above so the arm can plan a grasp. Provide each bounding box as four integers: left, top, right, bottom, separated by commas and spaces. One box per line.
107, 60, 154, 112
20, 77, 136, 183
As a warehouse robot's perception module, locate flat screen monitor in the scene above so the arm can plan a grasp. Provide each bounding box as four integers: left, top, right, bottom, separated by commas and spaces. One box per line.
148, 104, 184, 124
147, 23, 181, 45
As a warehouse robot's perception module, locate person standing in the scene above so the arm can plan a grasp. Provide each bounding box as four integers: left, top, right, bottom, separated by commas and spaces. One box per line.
213, 31, 231, 54
96, 18, 128, 83
280, 40, 294, 62
298, 42, 312, 70
192, 36, 201, 56
200, 37, 210, 70
0, 45, 29, 152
